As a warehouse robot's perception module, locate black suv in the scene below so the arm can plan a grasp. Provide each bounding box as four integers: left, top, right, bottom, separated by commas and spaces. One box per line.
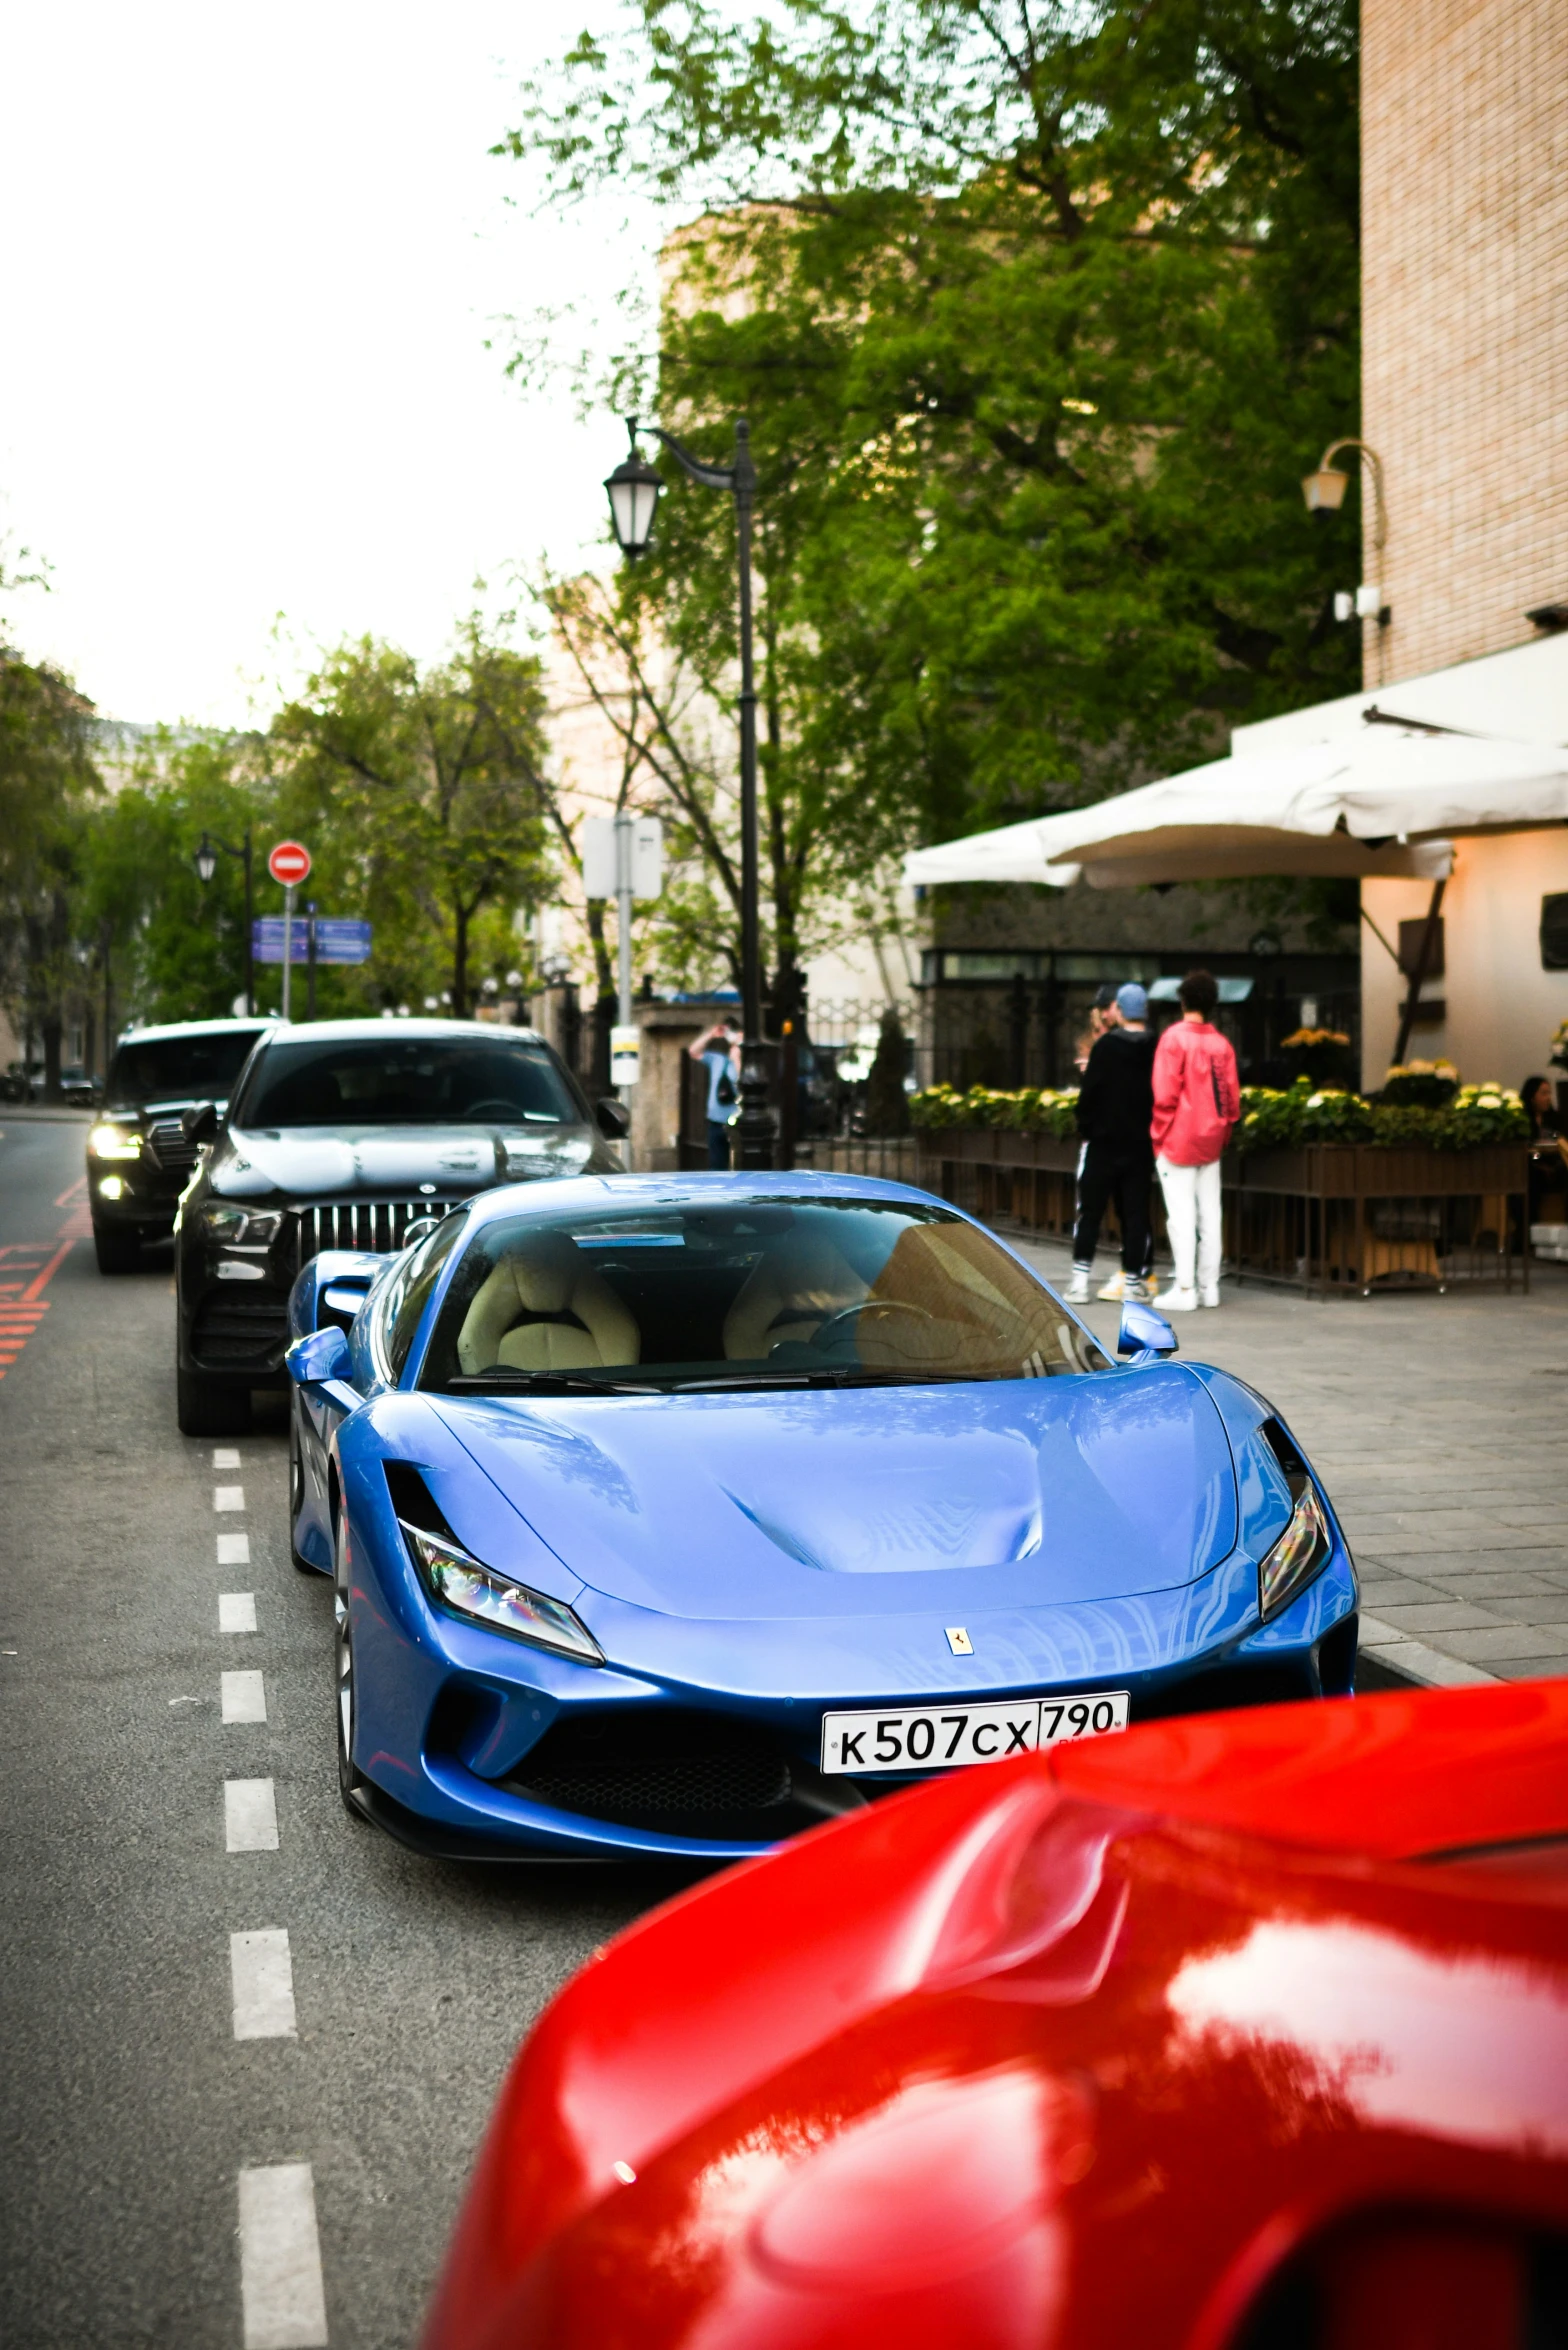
173, 1018, 629, 1435
88, 1019, 278, 1272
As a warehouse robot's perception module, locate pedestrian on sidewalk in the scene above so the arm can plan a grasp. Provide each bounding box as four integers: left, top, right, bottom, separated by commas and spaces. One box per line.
1151, 970, 1240, 1313
689, 1018, 741, 1169
1065, 983, 1156, 1305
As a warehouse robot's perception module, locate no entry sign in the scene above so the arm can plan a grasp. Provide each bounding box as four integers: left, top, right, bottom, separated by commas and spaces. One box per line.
268, 839, 312, 887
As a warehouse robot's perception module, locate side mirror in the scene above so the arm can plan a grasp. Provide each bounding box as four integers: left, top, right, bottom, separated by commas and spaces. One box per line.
285, 1325, 352, 1387
181, 1100, 219, 1145
1117, 1300, 1178, 1360
595, 1097, 631, 1139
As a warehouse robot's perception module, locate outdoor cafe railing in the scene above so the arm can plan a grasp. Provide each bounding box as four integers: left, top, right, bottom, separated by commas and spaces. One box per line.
906, 1128, 1531, 1296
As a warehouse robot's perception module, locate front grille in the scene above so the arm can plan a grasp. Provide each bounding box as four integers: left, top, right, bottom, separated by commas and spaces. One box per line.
144, 1118, 198, 1181
295, 1198, 463, 1267
191, 1286, 291, 1368
504, 1708, 803, 1838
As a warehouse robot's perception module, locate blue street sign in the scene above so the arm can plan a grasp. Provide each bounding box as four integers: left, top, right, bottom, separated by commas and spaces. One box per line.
252, 917, 372, 965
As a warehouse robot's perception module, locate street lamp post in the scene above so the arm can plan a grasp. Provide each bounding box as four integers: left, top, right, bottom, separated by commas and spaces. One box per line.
604, 417, 776, 1169
194, 828, 255, 1015
1301, 438, 1390, 685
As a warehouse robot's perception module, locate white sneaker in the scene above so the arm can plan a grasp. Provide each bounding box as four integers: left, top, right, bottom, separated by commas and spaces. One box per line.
1199, 1285, 1221, 1308
1096, 1270, 1126, 1302
1064, 1266, 1092, 1303
1121, 1274, 1148, 1304
1161, 1287, 1199, 1313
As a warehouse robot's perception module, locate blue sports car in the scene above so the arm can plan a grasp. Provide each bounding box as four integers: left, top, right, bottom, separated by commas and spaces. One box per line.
284, 1173, 1358, 1861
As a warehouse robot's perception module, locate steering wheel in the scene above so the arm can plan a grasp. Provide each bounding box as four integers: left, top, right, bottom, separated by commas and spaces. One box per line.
810, 1299, 936, 1352
464, 1099, 522, 1120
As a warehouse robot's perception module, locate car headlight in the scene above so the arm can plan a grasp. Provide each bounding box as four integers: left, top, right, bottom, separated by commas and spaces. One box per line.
1259, 1479, 1333, 1620
196, 1204, 284, 1246
89, 1123, 142, 1160
398, 1520, 604, 1664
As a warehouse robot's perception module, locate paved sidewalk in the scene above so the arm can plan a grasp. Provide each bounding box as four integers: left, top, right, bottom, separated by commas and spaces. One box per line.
1014, 1236, 1568, 1691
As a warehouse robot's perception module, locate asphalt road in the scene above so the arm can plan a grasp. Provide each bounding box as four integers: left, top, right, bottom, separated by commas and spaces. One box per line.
0, 1117, 686, 2350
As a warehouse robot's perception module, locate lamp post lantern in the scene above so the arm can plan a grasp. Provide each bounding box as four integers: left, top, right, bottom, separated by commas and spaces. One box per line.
604, 416, 775, 1169
193, 828, 255, 1015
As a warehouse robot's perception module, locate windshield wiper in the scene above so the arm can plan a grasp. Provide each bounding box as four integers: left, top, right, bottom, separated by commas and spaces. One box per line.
443, 1372, 661, 1396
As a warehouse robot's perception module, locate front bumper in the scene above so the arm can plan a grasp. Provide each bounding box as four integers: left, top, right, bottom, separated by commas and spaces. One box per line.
341, 1453, 1360, 1863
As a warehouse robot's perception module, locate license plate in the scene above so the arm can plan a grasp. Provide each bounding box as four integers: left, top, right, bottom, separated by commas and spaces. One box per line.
819, 1689, 1131, 1775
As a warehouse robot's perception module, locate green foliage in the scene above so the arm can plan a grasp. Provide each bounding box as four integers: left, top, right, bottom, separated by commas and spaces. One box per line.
910, 1082, 1080, 1136
0, 647, 101, 1073
268, 621, 554, 1016
1237, 1078, 1529, 1151
509, 0, 1364, 936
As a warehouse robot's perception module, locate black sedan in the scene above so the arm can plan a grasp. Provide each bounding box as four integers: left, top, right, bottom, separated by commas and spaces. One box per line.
173, 1018, 628, 1436
88, 1018, 278, 1271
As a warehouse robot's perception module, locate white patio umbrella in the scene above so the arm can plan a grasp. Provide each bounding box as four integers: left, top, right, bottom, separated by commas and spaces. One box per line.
902, 721, 1568, 891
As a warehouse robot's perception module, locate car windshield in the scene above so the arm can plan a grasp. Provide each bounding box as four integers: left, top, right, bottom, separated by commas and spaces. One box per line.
105, 1030, 268, 1108
233, 1036, 582, 1128
420, 1198, 1109, 1392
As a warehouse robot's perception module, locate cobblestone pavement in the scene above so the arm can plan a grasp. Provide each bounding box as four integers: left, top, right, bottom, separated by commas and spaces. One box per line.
1014, 1237, 1568, 1691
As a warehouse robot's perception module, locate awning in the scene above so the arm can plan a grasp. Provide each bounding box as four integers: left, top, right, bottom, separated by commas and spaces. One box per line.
902, 721, 1568, 891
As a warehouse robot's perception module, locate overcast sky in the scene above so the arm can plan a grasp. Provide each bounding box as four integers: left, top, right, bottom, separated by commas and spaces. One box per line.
0, 3, 657, 726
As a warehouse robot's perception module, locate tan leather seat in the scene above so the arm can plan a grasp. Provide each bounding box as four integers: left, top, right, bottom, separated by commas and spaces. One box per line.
457, 1232, 640, 1374
723, 1229, 867, 1361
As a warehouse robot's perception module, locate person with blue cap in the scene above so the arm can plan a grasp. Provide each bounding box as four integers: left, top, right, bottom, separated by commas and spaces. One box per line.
1064, 982, 1157, 1305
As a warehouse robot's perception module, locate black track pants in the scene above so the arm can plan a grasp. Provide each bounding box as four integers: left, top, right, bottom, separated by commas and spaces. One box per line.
1072, 1144, 1154, 1274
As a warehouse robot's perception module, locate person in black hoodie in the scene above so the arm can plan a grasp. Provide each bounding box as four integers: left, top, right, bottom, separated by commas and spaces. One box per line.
1065, 983, 1156, 1304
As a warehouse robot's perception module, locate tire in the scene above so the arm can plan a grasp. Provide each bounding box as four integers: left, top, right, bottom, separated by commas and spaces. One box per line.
93, 1223, 141, 1274
176, 1367, 253, 1437
334, 1514, 370, 1822
288, 1410, 318, 1574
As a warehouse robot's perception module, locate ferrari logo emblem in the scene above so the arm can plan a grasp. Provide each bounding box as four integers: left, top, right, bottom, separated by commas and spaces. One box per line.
946, 1627, 973, 1656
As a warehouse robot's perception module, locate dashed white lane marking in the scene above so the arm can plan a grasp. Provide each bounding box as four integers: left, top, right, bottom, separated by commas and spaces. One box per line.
218, 1532, 251, 1567
219, 1593, 258, 1634
230, 1930, 297, 2041
222, 1671, 267, 1725
225, 1779, 279, 1852
215, 1485, 246, 1513
238, 2163, 328, 2348
214, 1447, 242, 1468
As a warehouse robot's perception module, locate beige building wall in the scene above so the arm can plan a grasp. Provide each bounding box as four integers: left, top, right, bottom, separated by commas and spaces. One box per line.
1363, 833, 1568, 1090
1361, 0, 1568, 686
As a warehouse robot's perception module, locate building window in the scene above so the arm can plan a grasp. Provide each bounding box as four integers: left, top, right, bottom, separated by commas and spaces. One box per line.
1541, 893, 1568, 971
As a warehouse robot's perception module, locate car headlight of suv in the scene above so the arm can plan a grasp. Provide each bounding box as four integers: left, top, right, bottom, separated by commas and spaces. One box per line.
397, 1521, 604, 1664
197, 1205, 284, 1245
1258, 1478, 1333, 1620
89, 1123, 142, 1160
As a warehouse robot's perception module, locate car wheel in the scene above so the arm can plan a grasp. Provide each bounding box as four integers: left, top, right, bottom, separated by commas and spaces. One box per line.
176, 1367, 252, 1437
93, 1223, 140, 1274
288, 1410, 317, 1575
334, 1515, 369, 1823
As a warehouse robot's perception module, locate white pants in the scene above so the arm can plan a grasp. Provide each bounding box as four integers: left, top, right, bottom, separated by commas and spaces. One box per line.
1157, 1155, 1223, 1295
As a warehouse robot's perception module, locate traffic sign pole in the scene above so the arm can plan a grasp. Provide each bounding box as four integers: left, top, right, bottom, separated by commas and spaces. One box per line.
281, 886, 295, 1019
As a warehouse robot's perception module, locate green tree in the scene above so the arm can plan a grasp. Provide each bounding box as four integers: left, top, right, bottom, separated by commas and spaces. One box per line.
268, 621, 556, 1016
0, 645, 100, 1093
505, 0, 1363, 989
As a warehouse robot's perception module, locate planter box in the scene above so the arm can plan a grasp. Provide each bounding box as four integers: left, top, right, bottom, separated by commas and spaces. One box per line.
913, 1127, 1530, 1296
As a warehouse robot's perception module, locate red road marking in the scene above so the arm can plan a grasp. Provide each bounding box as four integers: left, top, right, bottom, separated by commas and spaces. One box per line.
0, 1204, 86, 1381
54, 1176, 87, 1209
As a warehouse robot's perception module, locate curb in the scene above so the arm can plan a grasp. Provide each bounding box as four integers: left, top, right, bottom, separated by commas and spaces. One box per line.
1358, 1614, 1500, 1689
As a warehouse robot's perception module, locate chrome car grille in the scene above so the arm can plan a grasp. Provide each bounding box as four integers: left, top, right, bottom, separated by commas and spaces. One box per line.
144, 1118, 198, 1180
294, 1197, 462, 1267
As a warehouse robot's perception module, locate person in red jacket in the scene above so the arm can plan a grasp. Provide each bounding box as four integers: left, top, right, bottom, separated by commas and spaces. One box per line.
1150, 970, 1240, 1311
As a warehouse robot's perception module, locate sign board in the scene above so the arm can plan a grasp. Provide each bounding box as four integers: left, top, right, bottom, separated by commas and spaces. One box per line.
609, 1023, 641, 1086
580, 816, 663, 901
267, 839, 312, 887
253, 918, 372, 965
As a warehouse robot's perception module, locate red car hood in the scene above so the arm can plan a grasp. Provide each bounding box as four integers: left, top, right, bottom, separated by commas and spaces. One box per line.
423, 1680, 1568, 2350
